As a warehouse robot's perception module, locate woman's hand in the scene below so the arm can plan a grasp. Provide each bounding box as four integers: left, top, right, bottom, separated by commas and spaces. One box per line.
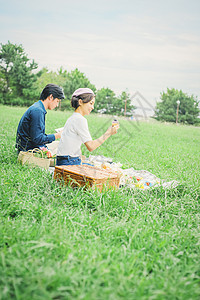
106, 124, 120, 136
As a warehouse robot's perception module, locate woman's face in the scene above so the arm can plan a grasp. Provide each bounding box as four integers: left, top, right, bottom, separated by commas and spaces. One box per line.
79, 97, 95, 116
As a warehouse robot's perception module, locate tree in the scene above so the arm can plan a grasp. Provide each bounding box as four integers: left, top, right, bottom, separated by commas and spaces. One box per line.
117, 91, 135, 116
36, 67, 67, 91
0, 41, 38, 104
93, 88, 134, 116
63, 68, 96, 101
0, 41, 21, 101
93, 88, 117, 114
155, 88, 200, 125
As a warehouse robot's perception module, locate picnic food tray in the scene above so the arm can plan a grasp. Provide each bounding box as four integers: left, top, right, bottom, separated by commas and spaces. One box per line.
54, 164, 121, 191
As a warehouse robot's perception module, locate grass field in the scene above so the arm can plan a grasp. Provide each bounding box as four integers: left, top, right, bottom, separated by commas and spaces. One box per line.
0, 105, 200, 300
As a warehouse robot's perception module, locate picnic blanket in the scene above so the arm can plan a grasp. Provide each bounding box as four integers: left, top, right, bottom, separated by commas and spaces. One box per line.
82, 155, 179, 190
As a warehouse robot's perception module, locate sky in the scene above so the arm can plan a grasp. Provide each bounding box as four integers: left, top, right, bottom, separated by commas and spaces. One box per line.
1, 0, 200, 109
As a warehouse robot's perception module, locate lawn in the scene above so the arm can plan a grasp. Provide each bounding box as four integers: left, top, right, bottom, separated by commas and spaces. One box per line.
0, 105, 200, 300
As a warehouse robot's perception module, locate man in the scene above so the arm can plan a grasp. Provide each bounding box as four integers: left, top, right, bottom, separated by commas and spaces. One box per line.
16, 84, 65, 152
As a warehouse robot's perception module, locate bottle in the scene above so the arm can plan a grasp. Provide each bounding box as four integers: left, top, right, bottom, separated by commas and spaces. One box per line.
112, 119, 119, 127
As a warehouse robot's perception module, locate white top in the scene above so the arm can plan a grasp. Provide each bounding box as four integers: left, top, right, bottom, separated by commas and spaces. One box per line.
57, 112, 92, 157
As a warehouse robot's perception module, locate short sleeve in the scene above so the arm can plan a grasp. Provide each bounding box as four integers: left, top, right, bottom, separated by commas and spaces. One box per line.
75, 117, 92, 143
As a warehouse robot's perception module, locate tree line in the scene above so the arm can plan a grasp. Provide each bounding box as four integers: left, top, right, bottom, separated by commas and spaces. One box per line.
0, 41, 133, 116
0, 41, 199, 124
155, 88, 199, 125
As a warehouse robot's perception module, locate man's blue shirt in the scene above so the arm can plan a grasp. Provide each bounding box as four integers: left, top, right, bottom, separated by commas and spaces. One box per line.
16, 100, 55, 151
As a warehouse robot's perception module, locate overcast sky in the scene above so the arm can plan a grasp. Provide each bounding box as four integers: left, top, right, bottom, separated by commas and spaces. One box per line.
1, 0, 200, 107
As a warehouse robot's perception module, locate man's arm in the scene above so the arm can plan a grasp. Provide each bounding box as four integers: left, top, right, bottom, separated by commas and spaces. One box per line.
29, 109, 56, 146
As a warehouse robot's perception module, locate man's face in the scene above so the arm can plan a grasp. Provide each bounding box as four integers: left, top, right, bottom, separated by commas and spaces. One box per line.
49, 95, 61, 110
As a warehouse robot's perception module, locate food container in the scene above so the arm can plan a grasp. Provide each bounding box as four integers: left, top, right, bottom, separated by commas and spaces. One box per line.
112, 119, 119, 127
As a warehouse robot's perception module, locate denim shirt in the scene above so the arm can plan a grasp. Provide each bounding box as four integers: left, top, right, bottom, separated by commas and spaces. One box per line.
16, 100, 55, 151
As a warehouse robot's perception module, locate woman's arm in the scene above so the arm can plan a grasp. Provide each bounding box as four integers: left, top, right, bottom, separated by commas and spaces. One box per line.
84, 125, 119, 152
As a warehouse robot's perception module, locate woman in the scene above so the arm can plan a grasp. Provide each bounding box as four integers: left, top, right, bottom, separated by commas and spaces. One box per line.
56, 88, 119, 166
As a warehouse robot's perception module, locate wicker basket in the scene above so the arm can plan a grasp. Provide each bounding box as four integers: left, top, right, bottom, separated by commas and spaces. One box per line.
54, 164, 121, 192
18, 149, 50, 169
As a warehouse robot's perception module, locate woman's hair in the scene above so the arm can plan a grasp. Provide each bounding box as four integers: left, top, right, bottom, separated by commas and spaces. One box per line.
71, 93, 94, 109
40, 84, 65, 100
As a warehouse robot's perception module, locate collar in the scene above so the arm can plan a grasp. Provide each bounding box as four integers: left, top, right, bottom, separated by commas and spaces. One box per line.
39, 100, 47, 114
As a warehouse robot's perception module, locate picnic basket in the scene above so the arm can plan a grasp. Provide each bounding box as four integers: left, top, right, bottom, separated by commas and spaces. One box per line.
54, 164, 121, 191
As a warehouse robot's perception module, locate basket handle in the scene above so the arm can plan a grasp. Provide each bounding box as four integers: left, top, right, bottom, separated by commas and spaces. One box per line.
28, 148, 44, 158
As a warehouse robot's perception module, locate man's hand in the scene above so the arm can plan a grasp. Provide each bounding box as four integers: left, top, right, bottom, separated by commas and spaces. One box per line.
54, 130, 63, 139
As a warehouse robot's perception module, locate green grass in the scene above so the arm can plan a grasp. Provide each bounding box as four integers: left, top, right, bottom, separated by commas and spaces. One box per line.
0, 105, 200, 300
